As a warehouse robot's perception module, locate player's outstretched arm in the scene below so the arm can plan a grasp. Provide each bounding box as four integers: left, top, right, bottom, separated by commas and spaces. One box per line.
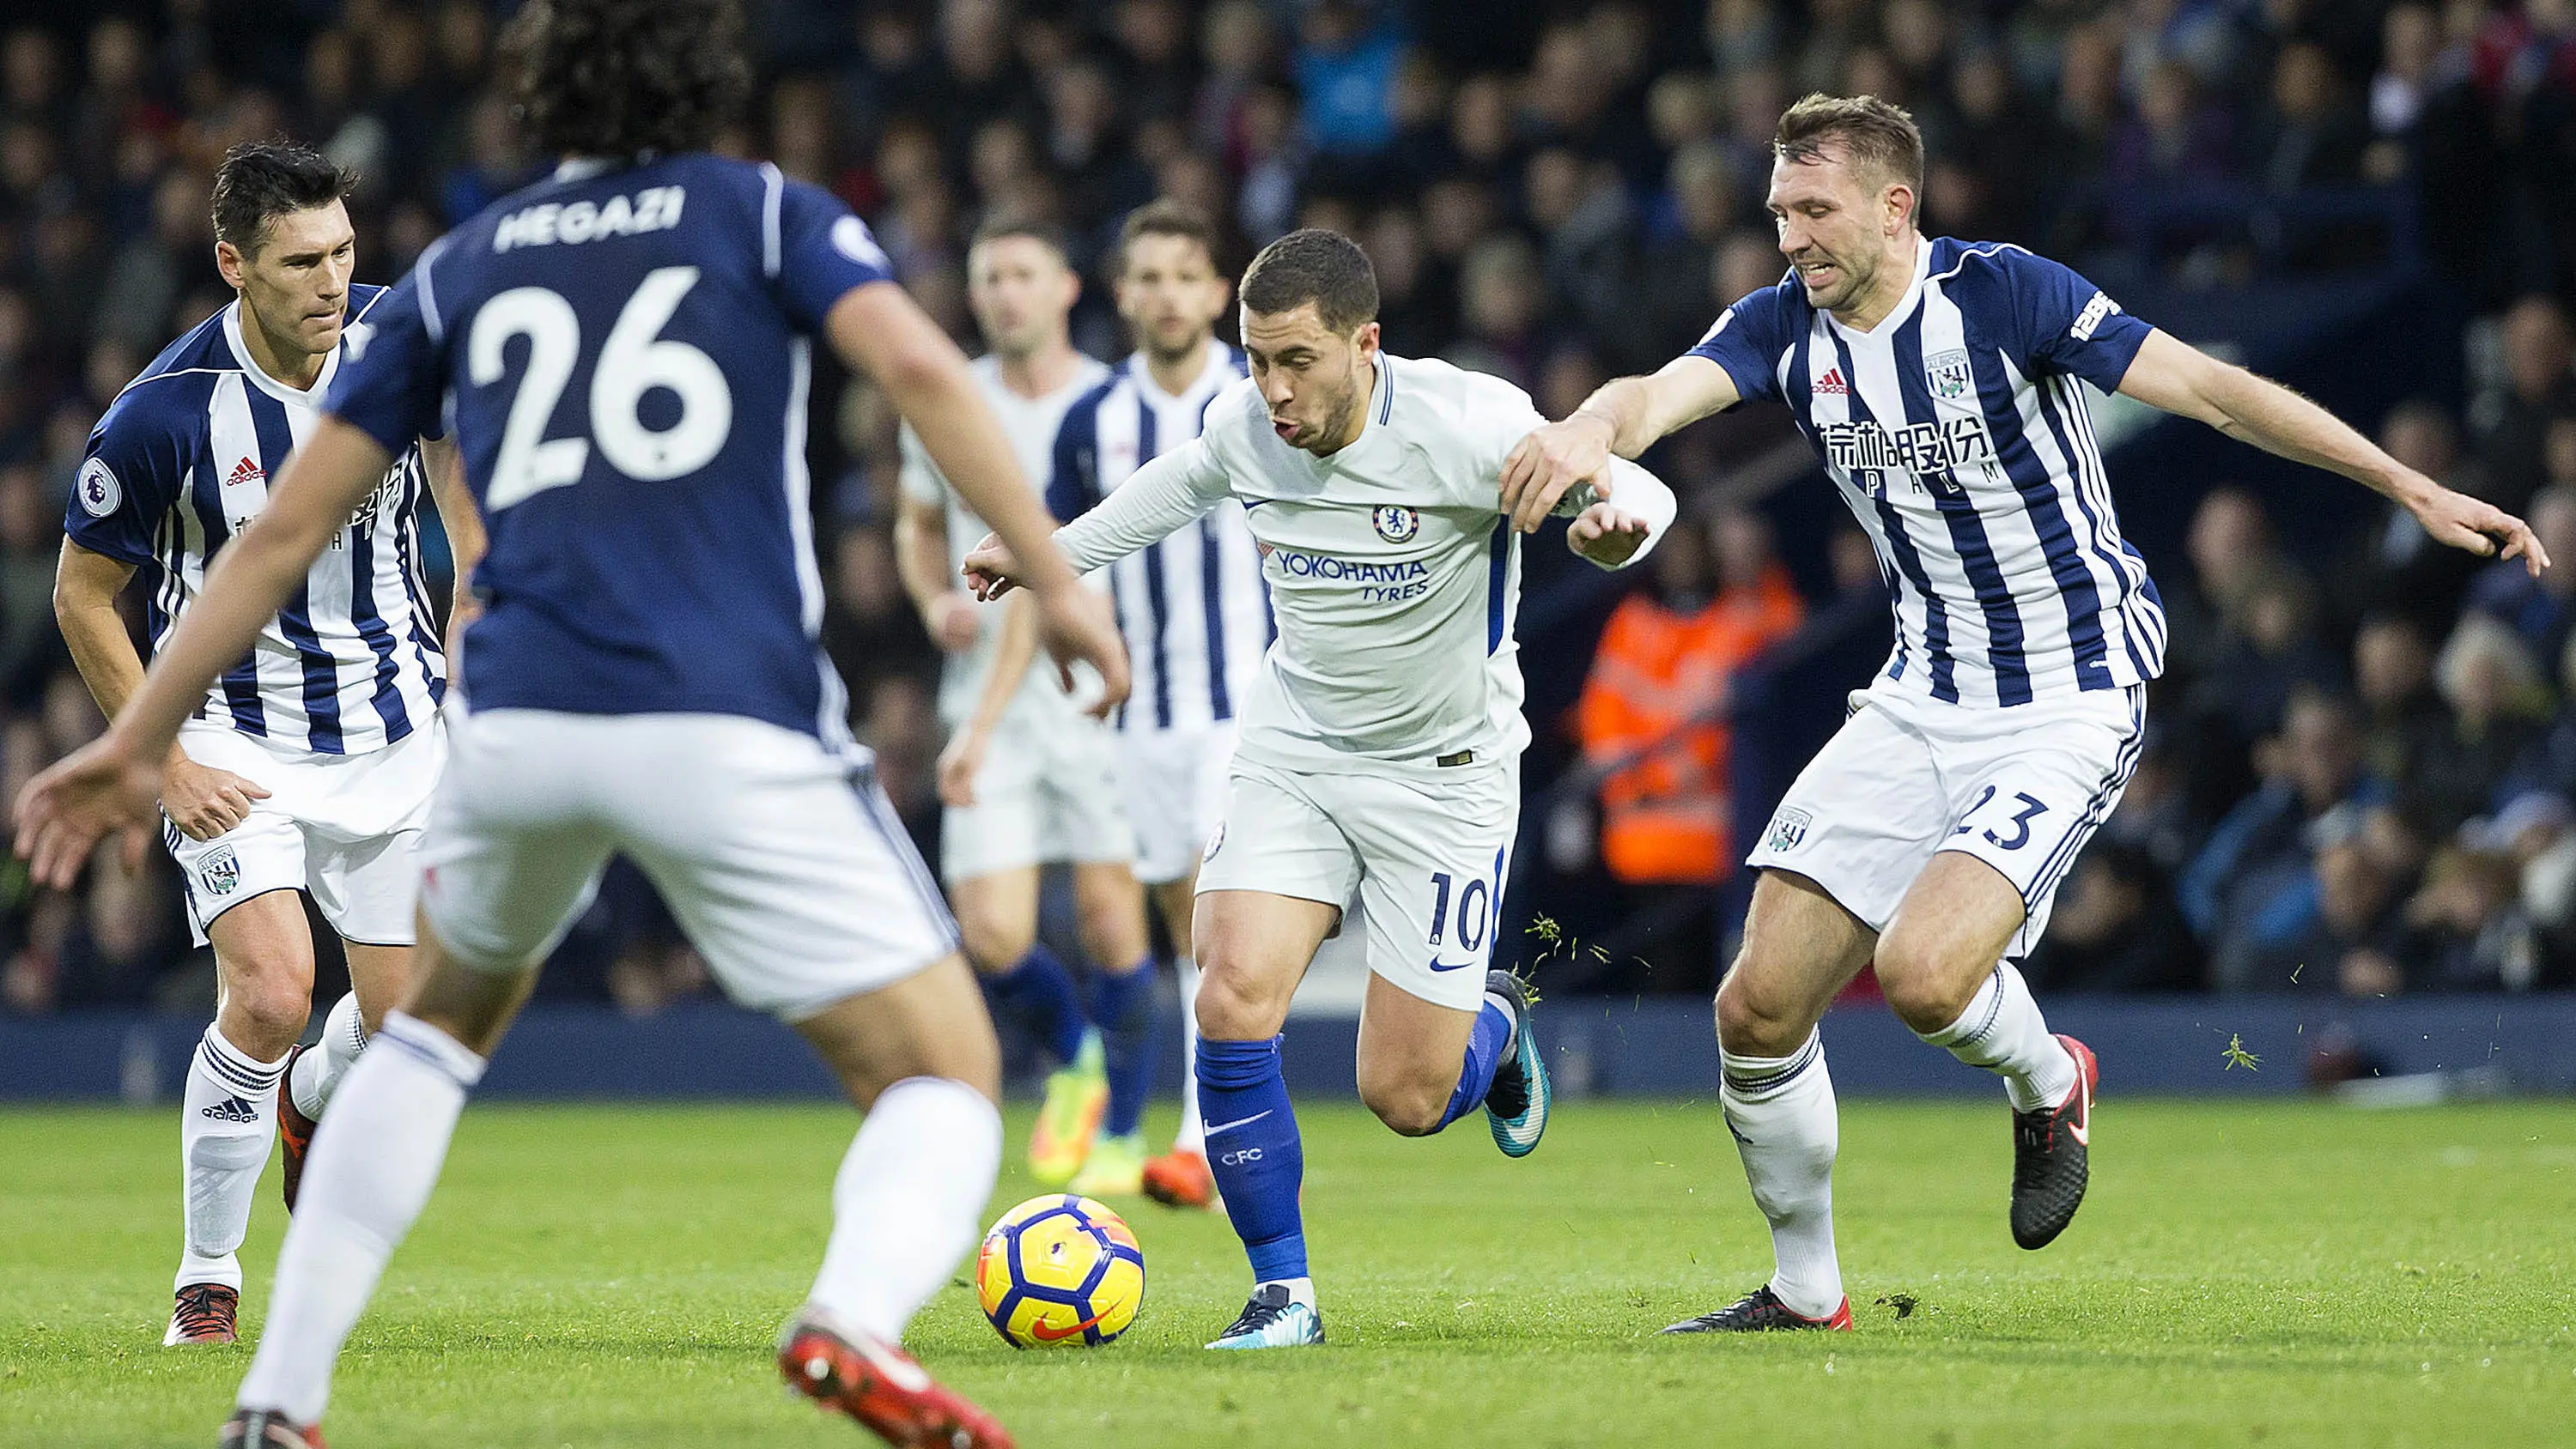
15, 418, 392, 888
2117, 330, 2549, 576
962, 442, 1232, 598
826, 280, 1128, 709
1501, 354, 1741, 535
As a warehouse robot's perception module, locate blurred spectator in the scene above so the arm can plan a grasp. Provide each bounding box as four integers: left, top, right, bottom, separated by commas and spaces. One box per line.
1575, 508, 1802, 886
2022, 841, 2202, 993
2475, 295, 2576, 516
2403, 841, 2542, 991
2409, 614, 2553, 830
1293, 0, 1402, 161
2185, 688, 2389, 967
2353, 613, 2451, 793
2466, 479, 2576, 664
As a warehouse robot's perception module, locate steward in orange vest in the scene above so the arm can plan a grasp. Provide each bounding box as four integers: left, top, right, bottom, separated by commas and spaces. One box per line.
1577, 512, 1803, 883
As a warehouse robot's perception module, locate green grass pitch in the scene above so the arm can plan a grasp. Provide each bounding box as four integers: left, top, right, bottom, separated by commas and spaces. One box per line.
5, 1097, 2573, 1447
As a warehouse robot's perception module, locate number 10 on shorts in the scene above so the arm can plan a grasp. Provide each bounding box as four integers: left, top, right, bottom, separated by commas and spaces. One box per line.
1428, 870, 1491, 963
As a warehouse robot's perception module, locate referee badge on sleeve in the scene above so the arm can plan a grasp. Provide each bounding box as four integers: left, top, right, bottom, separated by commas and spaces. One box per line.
77, 458, 120, 518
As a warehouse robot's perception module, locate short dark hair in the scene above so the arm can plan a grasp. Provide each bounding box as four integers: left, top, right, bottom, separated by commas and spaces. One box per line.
969, 216, 1072, 265
502, 0, 751, 162
210, 142, 355, 256
1773, 92, 1925, 192
1119, 199, 1220, 271
1240, 228, 1376, 334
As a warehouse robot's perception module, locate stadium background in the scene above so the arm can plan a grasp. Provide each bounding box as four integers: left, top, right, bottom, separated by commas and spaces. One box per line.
0, 0, 2573, 1094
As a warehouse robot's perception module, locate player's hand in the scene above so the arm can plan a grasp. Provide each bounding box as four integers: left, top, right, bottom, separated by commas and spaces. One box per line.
2408, 481, 2549, 577
13, 732, 163, 889
161, 755, 270, 841
925, 592, 982, 651
935, 728, 987, 808
1566, 501, 1652, 569
1031, 583, 1129, 718
1500, 412, 1616, 536
961, 531, 1024, 601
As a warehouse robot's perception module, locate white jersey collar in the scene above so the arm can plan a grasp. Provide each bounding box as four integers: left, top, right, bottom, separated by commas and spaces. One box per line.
1824, 234, 1935, 340
222, 300, 337, 408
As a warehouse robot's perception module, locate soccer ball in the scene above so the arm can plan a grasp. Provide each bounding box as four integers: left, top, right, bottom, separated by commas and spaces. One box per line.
974, 1194, 1145, 1349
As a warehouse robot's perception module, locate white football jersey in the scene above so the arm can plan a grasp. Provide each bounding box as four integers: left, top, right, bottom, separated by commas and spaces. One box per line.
899, 351, 1113, 728
1053, 351, 1675, 776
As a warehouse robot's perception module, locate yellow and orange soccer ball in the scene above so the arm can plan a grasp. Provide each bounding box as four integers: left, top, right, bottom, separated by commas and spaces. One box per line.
974, 1194, 1146, 1349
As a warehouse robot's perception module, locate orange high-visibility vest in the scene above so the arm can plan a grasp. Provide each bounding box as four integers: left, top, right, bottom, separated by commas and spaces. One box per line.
1577, 566, 1803, 883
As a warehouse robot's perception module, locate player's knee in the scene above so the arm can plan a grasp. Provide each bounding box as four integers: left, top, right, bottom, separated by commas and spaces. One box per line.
226, 975, 313, 1049
1190, 962, 1286, 1040
1874, 940, 1978, 1034
1074, 898, 1145, 967
1715, 967, 1807, 1058
953, 911, 1034, 976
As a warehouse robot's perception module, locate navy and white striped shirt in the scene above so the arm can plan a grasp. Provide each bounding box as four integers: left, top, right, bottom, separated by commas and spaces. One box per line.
1689, 237, 2166, 706
1048, 343, 1271, 733
66, 289, 444, 755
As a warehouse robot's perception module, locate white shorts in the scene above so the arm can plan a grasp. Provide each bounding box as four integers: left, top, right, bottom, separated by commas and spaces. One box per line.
418, 708, 958, 1021
1117, 722, 1239, 886
940, 711, 1135, 882
1195, 754, 1517, 1013
1746, 681, 2147, 958
166, 718, 445, 947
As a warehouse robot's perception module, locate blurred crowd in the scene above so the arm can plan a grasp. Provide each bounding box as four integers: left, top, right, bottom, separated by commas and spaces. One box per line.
4, 0, 2576, 1015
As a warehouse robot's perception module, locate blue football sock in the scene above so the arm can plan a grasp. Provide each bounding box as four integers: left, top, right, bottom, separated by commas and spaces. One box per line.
1194, 1034, 1306, 1282
986, 945, 1087, 1065
1435, 996, 1515, 1131
1090, 958, 1158, 1137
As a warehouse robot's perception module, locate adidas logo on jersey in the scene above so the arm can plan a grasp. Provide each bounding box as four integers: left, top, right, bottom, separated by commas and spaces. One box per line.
224, 457, 264, 488
199, 1096, 261, 1125
1814, 367, 1850, 396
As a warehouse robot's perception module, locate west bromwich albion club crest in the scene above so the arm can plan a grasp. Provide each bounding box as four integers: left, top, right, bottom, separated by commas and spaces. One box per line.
201, 846, 241, 897
1371, 505, 1419, 543
1925, 349, 1972, 402
1766, 808, 1812, 853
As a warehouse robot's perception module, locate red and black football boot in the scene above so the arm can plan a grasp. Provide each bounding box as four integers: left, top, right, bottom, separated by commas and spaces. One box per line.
1659, 1284, 1855, 1334
165, 1282, 239, 1346
220, 1408, 325, 1448
778, 1308, 1013, 1449
2010, 1033, 2098, 1249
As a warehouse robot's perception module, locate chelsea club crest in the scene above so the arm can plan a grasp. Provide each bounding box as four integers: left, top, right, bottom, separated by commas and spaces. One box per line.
1371, 505, 1419, 543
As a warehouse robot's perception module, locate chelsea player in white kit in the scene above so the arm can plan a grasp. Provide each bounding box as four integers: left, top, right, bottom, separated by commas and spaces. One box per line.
894, 220, 1157, 1191
1042, 200, 1266, 1207
968, 228, 1680, 1349
15, 2, 1125, 1446
52, 142, 478, 1349
1507, 94, 2544, 1334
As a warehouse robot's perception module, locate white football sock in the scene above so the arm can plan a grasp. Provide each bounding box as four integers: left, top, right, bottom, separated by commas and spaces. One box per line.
808, 1076, 1002, 1343
1720, 1031, 1844, 1320
288, 992, 370, 1121
176, 1024, 289, 1293
236, 1013, 485, 1423
1917, 961, 2076, 1113
1174, 958, 1204, 1154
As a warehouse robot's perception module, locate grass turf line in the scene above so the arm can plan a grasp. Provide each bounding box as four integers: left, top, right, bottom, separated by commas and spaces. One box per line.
3, 1099, 2573, 1448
